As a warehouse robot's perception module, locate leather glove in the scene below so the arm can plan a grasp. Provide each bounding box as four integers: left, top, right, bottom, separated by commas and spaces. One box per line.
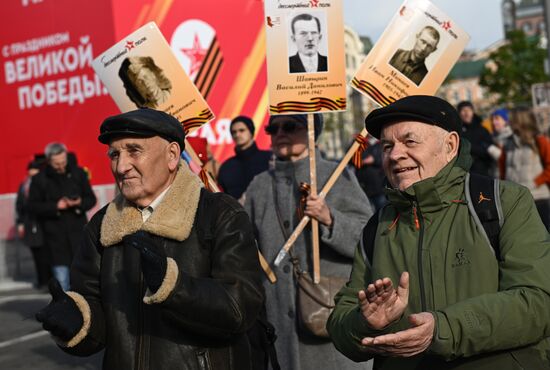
124, 231, 167, 293
35, 279, 84, 341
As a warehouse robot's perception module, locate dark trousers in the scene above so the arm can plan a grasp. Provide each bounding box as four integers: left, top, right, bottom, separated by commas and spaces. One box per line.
30, 246, 52, 287
535, 199, 550, 231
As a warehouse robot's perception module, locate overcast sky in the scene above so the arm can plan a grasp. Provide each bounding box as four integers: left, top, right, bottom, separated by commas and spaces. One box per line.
343, 0, 504, 52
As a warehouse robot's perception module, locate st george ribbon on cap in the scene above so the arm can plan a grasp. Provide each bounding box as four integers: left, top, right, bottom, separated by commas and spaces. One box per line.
364, 95, 462, 139
98, 108, 185, 151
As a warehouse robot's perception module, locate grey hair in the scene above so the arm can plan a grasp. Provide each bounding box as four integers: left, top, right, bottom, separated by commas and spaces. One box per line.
45, 142, 67, 159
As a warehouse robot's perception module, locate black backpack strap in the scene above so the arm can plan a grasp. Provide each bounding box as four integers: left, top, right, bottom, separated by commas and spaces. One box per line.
361, 209, 380, 267
194, 188, 214, 248
465, 172, 503, 260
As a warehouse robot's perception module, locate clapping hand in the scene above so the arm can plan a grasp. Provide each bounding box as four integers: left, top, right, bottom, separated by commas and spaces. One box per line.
358, 272, 409, 330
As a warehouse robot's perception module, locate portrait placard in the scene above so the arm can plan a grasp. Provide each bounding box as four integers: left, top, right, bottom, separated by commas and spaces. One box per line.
532, 83, 550, 108
352, 0, 469, 106
264, 0, 347, 114
92, 22, 214, 133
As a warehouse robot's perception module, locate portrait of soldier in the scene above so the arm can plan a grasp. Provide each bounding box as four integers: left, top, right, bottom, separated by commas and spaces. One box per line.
119, 56, 172, 109
388, 25, 440, 86
288, 13, 328, 74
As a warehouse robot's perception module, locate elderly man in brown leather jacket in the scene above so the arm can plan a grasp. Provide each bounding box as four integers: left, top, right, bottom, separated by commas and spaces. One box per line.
36, 108, 265, 370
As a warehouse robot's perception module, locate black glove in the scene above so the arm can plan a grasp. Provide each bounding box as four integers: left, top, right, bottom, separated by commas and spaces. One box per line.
124, 231, 167, 292
35, 279, 83, 341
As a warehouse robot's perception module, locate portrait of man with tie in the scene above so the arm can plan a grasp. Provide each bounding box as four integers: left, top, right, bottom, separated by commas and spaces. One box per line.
388, 25, 440, 86
288, 13, 329, 74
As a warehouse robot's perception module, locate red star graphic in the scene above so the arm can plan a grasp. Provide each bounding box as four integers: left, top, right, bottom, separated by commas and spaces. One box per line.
125, 40, 135, 51
181, 33, 207, 77
442, 21, 452, 31
310, 0, 319, 7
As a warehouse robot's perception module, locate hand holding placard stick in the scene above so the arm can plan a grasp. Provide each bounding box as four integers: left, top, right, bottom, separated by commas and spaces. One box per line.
274, 127, 368, 266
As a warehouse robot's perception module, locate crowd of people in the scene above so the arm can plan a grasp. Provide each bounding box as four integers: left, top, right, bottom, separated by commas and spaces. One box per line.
16, 94, 550, 369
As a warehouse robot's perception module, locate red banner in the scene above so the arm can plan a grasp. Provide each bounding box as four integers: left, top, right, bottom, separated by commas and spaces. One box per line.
1, 0, 270, 195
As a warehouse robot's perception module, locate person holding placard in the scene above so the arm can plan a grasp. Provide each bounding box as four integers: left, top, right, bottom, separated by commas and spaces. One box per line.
288, 13, 328, 74
244, 113, 372, 370
328, 95, 550, 369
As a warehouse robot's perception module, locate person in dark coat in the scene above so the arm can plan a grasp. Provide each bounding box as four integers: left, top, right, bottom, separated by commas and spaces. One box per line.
218, 116, 272, 200
35, 108, 265, 370
15, 159, 51, 289
457, 101, 500, 177
28, 143, 96, 291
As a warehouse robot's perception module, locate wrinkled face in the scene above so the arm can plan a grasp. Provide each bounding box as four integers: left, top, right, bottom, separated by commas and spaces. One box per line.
230, 122, 253, 149
459, 106, 474, 124
108, 136, 179, 207
412, 29, 438, 61
132, 67, 161, 102
292, 19, 321, 57
380, 121, 458, 191
49, 152, 67, 174
492, 115, 507, 133
268, 117, 308, 161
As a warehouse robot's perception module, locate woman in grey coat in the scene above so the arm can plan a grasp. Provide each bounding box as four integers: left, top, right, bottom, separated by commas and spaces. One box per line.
244, 114, 373, 370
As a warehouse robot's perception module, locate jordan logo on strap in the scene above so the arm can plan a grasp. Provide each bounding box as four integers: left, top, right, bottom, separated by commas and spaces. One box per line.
478, 192, 492, 204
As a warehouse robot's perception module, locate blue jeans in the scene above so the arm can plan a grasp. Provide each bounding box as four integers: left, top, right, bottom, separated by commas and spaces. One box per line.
52, 265, 70, 291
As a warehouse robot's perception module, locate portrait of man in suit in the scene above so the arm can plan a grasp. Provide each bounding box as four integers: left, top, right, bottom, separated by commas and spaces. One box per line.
288, 13, 328, 74
389, 25, 440, 86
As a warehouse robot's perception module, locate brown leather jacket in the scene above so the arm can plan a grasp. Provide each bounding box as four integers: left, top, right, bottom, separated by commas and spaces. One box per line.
61, 165, 265, 370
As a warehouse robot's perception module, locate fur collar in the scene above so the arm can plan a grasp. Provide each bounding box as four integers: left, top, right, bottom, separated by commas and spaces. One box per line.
100, 163, 203, 247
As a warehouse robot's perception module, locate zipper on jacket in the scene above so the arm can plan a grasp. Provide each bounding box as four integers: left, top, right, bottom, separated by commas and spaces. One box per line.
413, 202, 427, 312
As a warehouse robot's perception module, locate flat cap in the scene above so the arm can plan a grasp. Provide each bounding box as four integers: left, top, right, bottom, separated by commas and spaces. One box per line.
99, 108, 185, 151
365, 95, 462, 139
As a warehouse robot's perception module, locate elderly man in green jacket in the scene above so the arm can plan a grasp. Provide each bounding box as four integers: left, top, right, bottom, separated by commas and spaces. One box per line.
327, 95, 550, 369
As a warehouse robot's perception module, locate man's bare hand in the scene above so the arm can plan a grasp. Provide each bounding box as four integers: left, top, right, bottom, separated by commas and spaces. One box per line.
304, 194, 332, 227
57, 198, 69, 210
358, 272, 409, 330
361, 312, 435, 357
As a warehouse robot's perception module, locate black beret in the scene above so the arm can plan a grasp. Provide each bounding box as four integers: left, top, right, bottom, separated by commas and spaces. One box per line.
268, 113, 324, 140
98, 108, 185, 152
364, 95, 462, 139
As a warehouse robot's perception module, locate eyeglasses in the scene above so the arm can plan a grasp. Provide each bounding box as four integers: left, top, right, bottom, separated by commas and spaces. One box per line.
265, 121, 304, 135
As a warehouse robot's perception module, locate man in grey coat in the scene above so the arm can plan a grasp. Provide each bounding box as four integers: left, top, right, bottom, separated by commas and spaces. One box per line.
244, 114, 373, 370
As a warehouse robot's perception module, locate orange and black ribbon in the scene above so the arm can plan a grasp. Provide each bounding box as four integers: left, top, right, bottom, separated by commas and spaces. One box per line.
353, 134, 368, 169
199, 168, 212, 192
297, 182, 311, 220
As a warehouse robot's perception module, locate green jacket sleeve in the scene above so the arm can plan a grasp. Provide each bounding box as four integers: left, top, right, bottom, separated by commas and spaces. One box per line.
430, 183, 550, 360
327, 245, 403, 362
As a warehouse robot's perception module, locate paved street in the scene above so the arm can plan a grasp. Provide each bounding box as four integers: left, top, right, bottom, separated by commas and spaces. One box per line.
0, 240, 102, 369
0, 287, 102, 369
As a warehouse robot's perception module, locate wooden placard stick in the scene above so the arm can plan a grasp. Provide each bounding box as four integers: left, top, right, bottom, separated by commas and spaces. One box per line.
274, 127, 368, 266
307, 114, 321, 284
184, 139, 277, 283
